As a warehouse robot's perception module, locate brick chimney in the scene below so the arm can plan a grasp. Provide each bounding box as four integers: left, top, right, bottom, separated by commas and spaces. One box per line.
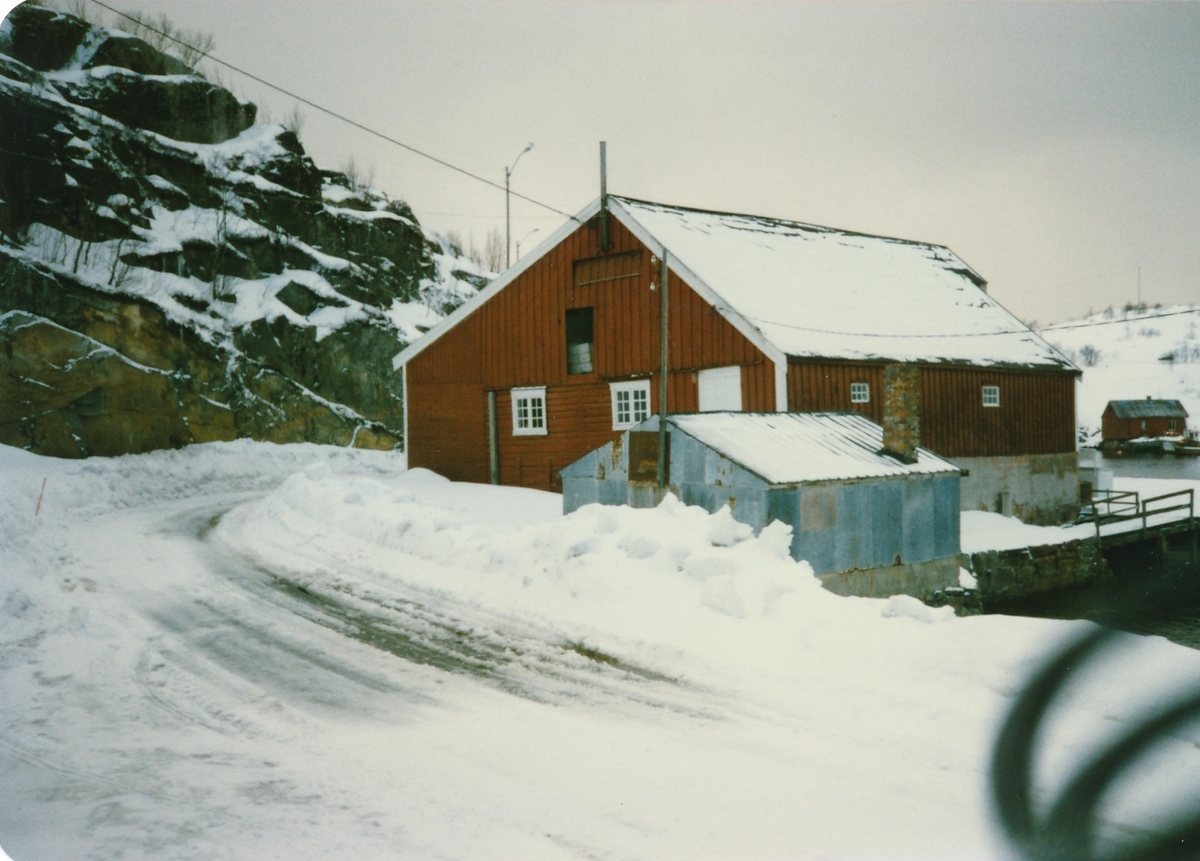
880, 363, 920, 464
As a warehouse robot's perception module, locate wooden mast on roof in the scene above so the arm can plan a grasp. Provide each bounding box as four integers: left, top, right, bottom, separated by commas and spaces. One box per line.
599, 142, 609, 252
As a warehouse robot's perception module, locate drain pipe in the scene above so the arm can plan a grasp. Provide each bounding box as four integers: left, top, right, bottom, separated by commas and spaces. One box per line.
657, 248, 669, 489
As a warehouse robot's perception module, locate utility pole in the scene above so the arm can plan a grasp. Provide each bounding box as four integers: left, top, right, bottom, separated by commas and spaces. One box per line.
516, 228, 539, 261
505, 142, 533, 269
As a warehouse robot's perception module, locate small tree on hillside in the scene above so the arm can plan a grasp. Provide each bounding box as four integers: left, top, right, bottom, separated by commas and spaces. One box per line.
483, 227, 504, 273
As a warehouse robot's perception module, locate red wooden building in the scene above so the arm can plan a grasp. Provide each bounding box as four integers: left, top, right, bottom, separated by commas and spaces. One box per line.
1102, 399, 1188, 441
396, 196, 1081, 524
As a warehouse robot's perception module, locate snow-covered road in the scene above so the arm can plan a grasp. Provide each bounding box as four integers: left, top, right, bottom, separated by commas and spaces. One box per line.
5, 441, 1200, 860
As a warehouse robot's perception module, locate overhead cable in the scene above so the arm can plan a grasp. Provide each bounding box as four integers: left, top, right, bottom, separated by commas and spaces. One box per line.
85, 0, 580, 223
742, 306, 1199, 340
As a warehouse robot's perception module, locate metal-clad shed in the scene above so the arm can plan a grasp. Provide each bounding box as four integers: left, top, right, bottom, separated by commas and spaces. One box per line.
561, 411, 965, 599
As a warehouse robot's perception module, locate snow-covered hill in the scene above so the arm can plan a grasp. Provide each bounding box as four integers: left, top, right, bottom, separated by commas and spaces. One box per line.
1043, 303, 1200, 443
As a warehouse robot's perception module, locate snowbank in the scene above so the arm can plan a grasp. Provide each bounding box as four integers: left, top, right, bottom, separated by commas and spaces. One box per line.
5, 442, 1200, 859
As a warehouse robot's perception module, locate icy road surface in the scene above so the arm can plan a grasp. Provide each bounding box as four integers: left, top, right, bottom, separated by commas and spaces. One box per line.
5, 441, 1200, 860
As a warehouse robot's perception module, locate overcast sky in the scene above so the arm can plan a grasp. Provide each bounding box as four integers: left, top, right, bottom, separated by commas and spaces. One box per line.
18, 0, 1200, 325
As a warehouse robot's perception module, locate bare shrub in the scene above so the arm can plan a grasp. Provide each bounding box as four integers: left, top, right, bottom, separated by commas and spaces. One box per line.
283, 105, 305, 139
443, 230, 465, 258
1079, 344, 1101, 367
211, 189, 237, 301
483, 227, 504, 273
109, 236, 132, 288
342, 157, 375, 192
120, 10, 215, 70
64, 0, 94, 23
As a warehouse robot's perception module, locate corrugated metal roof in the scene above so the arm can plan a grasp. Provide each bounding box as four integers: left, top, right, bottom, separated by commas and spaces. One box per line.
1106, 399, 1189, 419
665, 412, 961, 485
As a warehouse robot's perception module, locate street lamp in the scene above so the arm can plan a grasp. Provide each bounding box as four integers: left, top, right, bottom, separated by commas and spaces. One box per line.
505, 142, 533, 269
515, 228, 539, 261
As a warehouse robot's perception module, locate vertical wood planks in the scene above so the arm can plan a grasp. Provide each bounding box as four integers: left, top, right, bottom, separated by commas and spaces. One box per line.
406, 215, 775, 489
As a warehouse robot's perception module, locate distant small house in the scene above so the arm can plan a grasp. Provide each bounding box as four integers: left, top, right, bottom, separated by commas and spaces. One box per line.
1101, 399, 1189, 441
560, 411, 965, 599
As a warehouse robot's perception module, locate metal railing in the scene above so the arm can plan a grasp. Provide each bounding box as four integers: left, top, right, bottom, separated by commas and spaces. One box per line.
1087, 488, 1195, 541
1087, 489, 1140, 522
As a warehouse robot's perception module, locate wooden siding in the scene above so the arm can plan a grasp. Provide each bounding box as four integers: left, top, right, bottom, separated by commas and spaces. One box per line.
919, 366, 1075, 457
1102, 413, 1180, 441
787, 360, 1076, 458
788, 361, 883, 422
406, 381, 487, 482
406, 215, 774, 488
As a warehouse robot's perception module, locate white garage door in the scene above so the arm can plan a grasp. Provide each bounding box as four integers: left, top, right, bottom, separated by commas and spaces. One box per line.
697, 366, 743, 412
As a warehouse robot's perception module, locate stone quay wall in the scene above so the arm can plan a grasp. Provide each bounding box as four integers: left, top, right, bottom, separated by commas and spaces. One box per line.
969, 537, 1109, 603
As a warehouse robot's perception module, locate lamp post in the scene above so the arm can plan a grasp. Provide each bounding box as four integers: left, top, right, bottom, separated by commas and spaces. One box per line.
515, 228, 539, 262
505, 142, 533, 269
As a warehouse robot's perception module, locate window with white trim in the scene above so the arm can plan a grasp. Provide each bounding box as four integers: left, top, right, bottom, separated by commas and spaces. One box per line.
511, 386, 547, 435
610, 380, 651, 430
982, 385, 1000, 408
850, 382, 870, 404
1169, 419, 1178, 433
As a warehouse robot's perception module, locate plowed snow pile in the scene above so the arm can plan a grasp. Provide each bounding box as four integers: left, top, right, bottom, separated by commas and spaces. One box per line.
4, 441, 1200, 859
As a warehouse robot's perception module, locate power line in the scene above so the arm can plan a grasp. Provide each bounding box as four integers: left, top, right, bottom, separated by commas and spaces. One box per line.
85, 0, 580, 224
741, 306, 1200, 340
1035, 306, 1200, 334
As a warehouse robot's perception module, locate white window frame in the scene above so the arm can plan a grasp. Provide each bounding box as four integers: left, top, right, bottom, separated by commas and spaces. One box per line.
511, 386, 547, 435
850, 381, 870, 404
610, 379, 651, 430
698, 365, 743, 412
982, 385, 1000, 408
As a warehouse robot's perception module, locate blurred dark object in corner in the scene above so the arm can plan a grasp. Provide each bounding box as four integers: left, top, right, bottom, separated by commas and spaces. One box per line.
993, 625, 1200, 860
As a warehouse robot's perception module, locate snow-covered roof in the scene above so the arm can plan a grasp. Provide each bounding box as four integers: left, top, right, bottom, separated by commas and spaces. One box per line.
395, 195, 1078, 374
665, 412, 961, 485
1105, 399, 1189, 419
611, 197, 1074, 371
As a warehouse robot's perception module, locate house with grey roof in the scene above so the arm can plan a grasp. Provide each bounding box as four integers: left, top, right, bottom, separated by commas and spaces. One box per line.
1102, 399, 1189, 442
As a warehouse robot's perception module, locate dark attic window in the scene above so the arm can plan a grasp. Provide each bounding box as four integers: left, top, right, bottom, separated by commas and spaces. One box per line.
566, 307, 594, 374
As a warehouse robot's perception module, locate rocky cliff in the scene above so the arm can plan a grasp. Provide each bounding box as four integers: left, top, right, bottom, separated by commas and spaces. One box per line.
0, 3, 486, 457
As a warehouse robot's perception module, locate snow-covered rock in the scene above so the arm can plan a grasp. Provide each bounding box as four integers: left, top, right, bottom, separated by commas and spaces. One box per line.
0, 4, 489, 457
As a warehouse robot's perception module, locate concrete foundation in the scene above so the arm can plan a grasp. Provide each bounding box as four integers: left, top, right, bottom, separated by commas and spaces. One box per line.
818, 554, 967, 601
953, 452, 1079, 526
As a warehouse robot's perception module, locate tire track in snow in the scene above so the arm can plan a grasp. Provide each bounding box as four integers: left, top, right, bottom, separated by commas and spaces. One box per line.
187, 505, 734, 719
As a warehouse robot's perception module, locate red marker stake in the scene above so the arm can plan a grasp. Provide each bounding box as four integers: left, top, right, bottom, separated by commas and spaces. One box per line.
35, 478, 46, 517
